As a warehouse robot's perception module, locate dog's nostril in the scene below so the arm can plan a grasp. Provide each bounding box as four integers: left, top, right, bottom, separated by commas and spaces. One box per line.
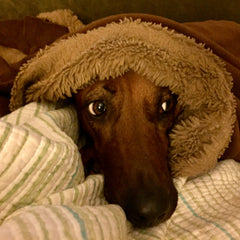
135, 200, 168, 225
124, 187, 176, 228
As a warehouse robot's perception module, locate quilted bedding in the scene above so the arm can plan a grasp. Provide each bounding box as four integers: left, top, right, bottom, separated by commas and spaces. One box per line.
0, 102, 240, 239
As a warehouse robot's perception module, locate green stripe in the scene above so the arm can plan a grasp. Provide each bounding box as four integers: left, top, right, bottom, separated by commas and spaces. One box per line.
85, 207, 104, 239
66, 149, 83, 188
107, 205, 126, 240
50, 206, 75, 239
39, 112, 82, 189
34, 103, 42, 117
80, 178, 93, 206
89, 176, 98, 205
19, 142, 65, 203
52, 146, 73, 191
23, 123, 43, 136
60, 191, 65, 204
24, 109, 81, 191
16, 107, 24, 125
98, 207, 114, 239
39, 114, 72, 142
48, 175, 103, 207
46, 196, 53, 205
47, 144, 78, 192
0, 123, 11, 150
0, 131, 29, 178
73, 185, 80, 205
102, 205, 126, 239
15, 215, 35, 240
80, 175, 105, 206
93, 175, 105, 204
29, 210, 49, 240
1, 140, 51, 213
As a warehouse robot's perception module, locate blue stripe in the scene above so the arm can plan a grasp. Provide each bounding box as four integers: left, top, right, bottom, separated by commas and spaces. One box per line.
179, 194, 234, 240
44, 112, 56, 121
63, 205, 88, 240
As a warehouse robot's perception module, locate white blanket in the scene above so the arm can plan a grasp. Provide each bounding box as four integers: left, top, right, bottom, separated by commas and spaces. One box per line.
0, 102, 240, 239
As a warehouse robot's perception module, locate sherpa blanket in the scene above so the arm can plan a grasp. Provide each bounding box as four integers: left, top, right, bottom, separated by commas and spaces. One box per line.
0, 102, 240, 239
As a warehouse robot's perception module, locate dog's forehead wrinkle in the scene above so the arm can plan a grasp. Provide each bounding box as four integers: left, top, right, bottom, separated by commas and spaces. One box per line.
103, 81, 117, 94
82, 82, 114, 102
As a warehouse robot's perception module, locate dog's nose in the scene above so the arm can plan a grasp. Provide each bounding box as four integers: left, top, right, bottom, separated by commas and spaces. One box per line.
123, 186, 177, 228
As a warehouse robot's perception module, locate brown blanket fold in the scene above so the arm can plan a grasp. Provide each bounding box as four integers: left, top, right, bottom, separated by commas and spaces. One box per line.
0, 16, 68, 55
0, 13, 240, 163
0, 16, 68, 116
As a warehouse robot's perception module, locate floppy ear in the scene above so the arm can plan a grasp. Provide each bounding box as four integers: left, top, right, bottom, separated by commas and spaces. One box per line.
79, 134, 102, 175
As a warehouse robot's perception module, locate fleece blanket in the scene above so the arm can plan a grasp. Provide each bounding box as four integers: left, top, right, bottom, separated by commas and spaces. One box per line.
0, 102, 240, 239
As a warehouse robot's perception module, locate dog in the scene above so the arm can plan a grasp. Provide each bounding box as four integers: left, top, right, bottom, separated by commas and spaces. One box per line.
74, 70, 182, 228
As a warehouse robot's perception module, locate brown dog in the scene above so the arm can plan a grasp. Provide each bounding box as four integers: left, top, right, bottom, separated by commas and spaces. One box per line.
74, 70, 181, 228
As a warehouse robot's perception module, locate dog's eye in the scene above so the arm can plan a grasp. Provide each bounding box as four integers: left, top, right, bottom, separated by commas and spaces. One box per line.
88, 101, 106, 116
160, 99, 174, 113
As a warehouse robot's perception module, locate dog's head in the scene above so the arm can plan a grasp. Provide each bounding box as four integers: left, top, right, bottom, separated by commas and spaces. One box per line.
74, 70, 181, 228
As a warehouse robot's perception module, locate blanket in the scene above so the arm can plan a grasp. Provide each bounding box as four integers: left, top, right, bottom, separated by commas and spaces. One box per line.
0, 102, 240, 239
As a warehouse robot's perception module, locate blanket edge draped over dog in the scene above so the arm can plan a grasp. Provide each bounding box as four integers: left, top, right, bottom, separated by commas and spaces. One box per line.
2, 13, 240, 178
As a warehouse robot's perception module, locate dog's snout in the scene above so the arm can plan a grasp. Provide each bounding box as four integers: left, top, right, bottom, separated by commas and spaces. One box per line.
123, 186, 177, 228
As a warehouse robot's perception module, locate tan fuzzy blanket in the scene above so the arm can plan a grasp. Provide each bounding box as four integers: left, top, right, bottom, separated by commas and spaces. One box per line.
0, 9, 240, 239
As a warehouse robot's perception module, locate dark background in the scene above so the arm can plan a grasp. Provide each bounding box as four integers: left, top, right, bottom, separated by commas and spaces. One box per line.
0, 0, 240, 23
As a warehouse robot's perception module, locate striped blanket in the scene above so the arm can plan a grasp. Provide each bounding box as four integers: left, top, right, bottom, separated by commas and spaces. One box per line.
0, 102, 240, 239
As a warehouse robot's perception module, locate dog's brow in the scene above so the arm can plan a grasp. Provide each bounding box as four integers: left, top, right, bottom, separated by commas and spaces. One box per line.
83, 83, 116, 102
103, 83, 116, 95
